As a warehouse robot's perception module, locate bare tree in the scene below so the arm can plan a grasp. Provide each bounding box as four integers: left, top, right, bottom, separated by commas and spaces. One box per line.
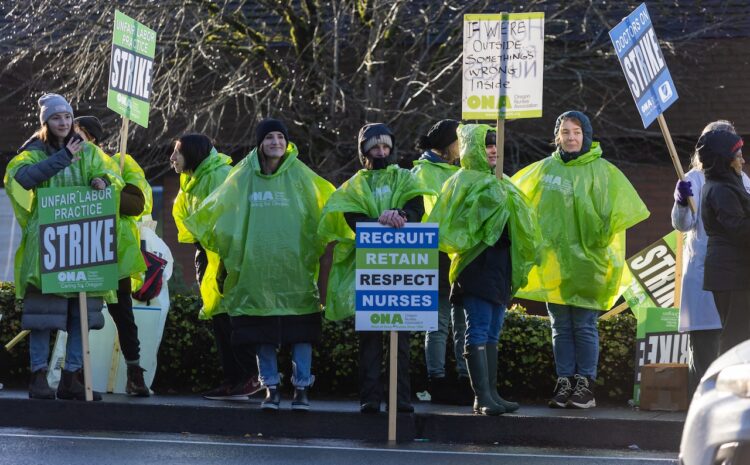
0, 1, 740, 181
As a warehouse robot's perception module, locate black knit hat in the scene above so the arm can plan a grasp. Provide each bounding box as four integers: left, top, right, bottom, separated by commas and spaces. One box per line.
416, 119, 459, 151
255, 119, 289, 148
697, 129, 743, 161
74, 116, 105, 144
485, 129, 497, 146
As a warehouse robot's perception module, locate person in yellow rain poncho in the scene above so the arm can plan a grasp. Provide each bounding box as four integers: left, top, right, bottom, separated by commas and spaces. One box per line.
411, 119, 472, 405
511, 111, 650, 410
184, 119, 336, 412
319, 123, 434, 415
170, 133, 260, 401
4, 94, 124, 401
74, 115, 151, 397
428, 124, 539, 416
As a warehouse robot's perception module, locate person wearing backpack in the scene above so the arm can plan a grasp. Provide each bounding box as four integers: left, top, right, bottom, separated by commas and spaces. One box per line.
171, 134, 261, 400
75, 115, 151, 396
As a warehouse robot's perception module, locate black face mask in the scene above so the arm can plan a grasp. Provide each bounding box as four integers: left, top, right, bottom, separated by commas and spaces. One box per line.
369, 157, 389, 170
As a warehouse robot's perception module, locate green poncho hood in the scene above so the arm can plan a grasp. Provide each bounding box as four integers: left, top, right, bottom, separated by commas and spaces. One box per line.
411, 157, 459, 218
318, 165, 435, 320
427, 124, 540, 292
184, 143, 336, 319
4, 140, 124, 299
172, 147, 232, 318
511, 142, 650, 310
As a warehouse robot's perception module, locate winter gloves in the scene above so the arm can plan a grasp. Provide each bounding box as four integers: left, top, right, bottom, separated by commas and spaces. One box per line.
674, 180, 693, 206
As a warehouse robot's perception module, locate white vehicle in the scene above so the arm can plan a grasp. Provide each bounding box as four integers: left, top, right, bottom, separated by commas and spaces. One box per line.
679, 340, 750, 464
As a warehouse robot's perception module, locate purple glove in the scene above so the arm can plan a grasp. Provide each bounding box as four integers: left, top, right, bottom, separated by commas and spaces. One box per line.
674, 180, 693, 206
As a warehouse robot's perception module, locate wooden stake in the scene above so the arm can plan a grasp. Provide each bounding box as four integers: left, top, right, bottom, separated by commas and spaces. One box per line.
119, 117, 130, 173
107, 336, 122, 393
599, 301, 630, 320
4, 330, 30, 351
387, 330, 398, 443
656, 114, 696, 213
495, 118, 505, 180
78, 292, 94, 401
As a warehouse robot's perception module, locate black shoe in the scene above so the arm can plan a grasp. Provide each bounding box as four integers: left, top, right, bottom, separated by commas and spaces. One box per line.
261, 386, 281, 411
28, 369, 55, 400
548, 376, 574, 408
428, 377, 450, 404
291, 387, 310, 412
567, 375, 596, 409
126, 365, 150, 397
456, 376, 475, 406
57, 369, 102, 401
386, 401, 414, 413
360, 400, 380, 414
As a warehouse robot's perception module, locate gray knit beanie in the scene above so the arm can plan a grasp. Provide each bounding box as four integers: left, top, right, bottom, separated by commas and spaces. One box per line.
39, 93, 74, 125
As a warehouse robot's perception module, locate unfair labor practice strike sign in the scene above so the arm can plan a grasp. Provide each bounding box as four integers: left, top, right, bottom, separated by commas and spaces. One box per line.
38, 187, 118, 294
355, 223, 438, 331
462, 13, 544, 120
107, 10, 156, 128
609, 3, 678, 128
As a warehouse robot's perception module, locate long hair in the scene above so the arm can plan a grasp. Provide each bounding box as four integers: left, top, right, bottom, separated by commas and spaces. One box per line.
32, 123, 75, 150
176, 133, 213, 172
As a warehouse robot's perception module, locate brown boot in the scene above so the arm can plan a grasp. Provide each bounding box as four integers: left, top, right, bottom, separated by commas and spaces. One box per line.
28, 369, 56, 400
126, 365, 150, 397
57, 369, 102, 401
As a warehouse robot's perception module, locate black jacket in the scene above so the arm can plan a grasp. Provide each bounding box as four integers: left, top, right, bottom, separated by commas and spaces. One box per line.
450, 226, 512, 306
701, 165, 750, 290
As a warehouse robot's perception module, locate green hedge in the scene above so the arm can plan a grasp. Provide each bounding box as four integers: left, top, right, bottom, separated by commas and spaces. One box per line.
0, 283, 637, 401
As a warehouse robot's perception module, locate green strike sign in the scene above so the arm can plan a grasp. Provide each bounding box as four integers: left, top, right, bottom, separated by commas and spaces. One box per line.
38, 187, 118, 294
622, 231, 685, 405
107, 10, 156, 128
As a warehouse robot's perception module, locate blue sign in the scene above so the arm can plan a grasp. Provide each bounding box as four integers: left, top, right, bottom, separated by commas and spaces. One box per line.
354, 223, 439, 331
609, 3, 678, 128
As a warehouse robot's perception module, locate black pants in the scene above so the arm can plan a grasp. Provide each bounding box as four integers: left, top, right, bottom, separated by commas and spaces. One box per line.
213, 313, 258, 383
687, 329, 720, 397
106, 278, 141, 362
713, 290, 750, 355
358, 331, 411, 404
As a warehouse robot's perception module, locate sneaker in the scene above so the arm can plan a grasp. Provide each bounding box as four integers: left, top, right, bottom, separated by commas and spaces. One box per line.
261, 386, 281, 411
567, 375, 596, 409
126, 365, 150, 397
202, 381, 235, 400
548, 376, 574, 408
229, 376, 263, 399
291, 387, 310, 412
360, 400, 380, 414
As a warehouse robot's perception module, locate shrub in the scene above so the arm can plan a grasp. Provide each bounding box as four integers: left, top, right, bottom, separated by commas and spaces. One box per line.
0, 283, 636, 402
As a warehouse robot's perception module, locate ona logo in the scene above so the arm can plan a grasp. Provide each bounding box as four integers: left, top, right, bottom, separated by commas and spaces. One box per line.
370, 313, 403, 325
116, 93, 128, 107
250, 191, 274, 202
58, 271, 86, 282
542, 174, 562, 186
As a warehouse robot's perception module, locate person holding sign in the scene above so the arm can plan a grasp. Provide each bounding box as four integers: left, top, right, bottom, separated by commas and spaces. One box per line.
512, 111, 650, 409
319, 123, 433, 414
671, 120, 750, 395
428, 124, 539, 415
74, 115, 152, 396
184, 119, 336, 411
4, 94, 124, 400
170, 134, 261, 400
411, 119, 471, 405
696, 129, 750, 355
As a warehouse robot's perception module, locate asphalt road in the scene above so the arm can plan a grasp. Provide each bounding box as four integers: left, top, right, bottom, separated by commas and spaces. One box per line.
0, 428, 678, 465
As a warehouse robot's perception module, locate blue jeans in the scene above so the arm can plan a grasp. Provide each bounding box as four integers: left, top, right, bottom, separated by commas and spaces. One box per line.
29, 299, 83, 372
256, 343, 313, 387
547, 303, 599, 379
425, 295, 468, 377
463, 295, 506, 347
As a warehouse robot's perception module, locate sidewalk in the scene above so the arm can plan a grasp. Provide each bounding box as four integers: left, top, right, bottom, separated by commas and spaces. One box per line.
0, 390, 685, 451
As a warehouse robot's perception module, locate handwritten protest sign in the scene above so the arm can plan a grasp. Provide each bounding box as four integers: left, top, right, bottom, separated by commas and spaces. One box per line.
462, 13, 544, 120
